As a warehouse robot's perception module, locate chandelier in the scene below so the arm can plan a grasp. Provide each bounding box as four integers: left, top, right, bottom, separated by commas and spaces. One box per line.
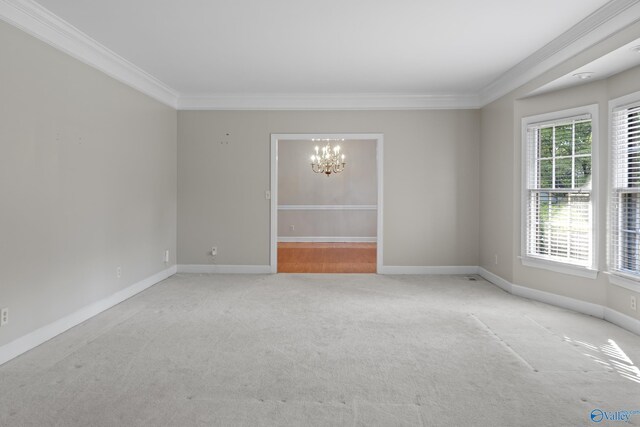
310, 139, 346, 176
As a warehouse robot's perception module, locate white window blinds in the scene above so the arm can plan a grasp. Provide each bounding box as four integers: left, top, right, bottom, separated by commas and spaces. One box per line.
525, 114, 593, 266
611, 102, 640, 278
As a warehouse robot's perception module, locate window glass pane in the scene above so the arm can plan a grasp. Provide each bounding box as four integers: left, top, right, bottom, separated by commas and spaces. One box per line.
575, 157, 592, 188
538, 159, 553, 188
620, 192, 640, 272
555, 124, 573, 156
533, 192, 550, 255
612, 105, 639, 276
530, 191, 591, 262
555, 158, 572, 188
548, 192, 569, 259
575, 121, 591, 155
526, 112, 593, 268
567, 193, 591, 262
540, 127, 553, 158
629, 143, 640, 188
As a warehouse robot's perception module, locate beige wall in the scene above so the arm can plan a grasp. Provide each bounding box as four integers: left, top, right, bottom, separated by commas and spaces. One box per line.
178, 110, 480, 266
0, 21, 177, 347
6, 1, 637, 352
278, 139, 377, 240
480, 95, 515, 281
479, 21, 640, 322
513, 80, 609, 305
514, 66, 640, 316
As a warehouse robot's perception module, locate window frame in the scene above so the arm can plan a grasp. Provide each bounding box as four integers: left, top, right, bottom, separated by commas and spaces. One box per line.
520, 104, 599, 278
608, 91, 640, 291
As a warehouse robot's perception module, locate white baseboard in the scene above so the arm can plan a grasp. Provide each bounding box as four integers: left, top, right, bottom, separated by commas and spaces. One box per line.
278, 237, 377, 243
476, 267, 512, 293
604, 308, 640, 336
0, 265, 177, 367
511, 282, 605, 318
3, 264, 636, 368
177, 264, 271, 274
379, 266, 479, 275
478, 267, 640, 336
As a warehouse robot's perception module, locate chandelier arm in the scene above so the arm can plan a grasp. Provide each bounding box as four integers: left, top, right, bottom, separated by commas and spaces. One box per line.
309, 140, 346, 176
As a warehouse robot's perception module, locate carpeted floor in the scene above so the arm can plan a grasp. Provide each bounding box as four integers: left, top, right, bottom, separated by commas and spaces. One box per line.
1, 273, 639, 426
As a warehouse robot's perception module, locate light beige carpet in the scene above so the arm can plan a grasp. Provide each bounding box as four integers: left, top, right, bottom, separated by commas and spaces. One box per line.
1, 273, 639, 426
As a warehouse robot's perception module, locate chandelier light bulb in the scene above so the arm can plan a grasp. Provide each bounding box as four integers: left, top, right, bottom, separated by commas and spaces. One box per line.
309, 140, 346, 176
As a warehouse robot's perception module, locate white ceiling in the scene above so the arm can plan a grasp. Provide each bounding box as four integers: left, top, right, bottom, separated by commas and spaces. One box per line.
527, 38, 640, 96
4, 0, 640, 108
32, 0, 609, 95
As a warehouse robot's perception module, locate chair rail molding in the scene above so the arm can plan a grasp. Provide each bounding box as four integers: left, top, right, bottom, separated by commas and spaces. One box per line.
278, 205, 377, 211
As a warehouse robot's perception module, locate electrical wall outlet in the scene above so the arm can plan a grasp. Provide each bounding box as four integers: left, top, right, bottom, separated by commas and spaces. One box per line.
631, 296, 637, 311
1, 308, 8, 326
289, 225, 295, 231
494, 254, 498, 265
164, 250, 170, 264
211, 247, 217, 257
116, 266, 122, 279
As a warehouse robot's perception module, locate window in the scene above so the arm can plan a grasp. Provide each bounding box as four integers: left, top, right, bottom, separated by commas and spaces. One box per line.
522, 106, 597, 273
610, 96, 640, 281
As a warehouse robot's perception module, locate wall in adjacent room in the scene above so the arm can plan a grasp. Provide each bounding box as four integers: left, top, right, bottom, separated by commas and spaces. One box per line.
0, 20, 177, 348
278, 139, 377, 241
177, 110, 480, 267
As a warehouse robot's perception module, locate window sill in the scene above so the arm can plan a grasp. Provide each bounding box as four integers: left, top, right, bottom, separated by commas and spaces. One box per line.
607, 272, 640, 293
520, 256, 598, 279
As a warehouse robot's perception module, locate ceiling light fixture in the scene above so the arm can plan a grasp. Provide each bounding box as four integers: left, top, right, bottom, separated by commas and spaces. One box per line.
310, 139, 346, 176
572, 72, 595, 80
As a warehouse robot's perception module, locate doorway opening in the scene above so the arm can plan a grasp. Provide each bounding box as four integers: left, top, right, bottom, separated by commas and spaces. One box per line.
270, 134, 383, 273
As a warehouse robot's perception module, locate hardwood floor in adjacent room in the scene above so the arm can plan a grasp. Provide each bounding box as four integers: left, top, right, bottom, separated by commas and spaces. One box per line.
278, 242, 376, 273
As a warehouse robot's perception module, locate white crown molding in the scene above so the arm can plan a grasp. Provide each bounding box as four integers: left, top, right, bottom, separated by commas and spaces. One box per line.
0, 265, 177, 367
0, 0, 179, 108
480, 0, 640, 106
177, 93, 482, 110
2, 0, 639, 111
